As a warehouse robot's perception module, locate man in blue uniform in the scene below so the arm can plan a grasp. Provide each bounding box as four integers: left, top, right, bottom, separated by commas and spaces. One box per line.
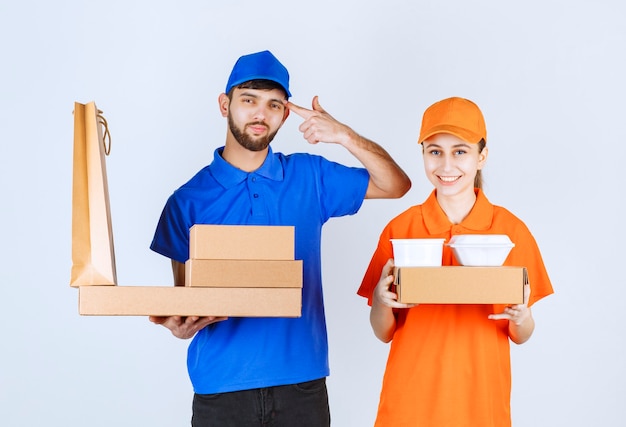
150, 50, 411, 426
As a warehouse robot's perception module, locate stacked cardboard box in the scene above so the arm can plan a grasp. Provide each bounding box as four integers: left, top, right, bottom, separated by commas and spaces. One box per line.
79, 225, 303, 317
184, 225, 303, 314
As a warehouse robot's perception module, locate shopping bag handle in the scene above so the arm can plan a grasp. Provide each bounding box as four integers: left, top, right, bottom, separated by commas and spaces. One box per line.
97, 110, 112, 155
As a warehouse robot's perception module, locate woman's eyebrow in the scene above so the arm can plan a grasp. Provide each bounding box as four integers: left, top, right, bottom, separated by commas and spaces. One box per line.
452, 143, 472, 149
424, 143, 441, 149
424, 142, 472, 150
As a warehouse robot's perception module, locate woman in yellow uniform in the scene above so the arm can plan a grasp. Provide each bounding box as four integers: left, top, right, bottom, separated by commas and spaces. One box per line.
358, 97, 554, 427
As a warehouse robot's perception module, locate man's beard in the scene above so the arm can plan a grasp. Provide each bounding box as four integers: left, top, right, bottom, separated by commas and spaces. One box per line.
228, 115, 279, 152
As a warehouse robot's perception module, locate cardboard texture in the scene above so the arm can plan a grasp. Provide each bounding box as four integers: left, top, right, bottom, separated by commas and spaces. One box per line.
79, 286, 302, 317
70, 101, 117, 287
185, 259, 303, 288
395, 266, 526, 304
189, 224, 295, 260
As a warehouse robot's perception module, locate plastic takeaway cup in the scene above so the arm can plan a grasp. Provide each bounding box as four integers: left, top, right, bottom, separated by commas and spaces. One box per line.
390, 239, 445, 267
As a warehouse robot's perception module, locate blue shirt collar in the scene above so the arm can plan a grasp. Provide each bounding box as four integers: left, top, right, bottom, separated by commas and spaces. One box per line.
210, 146, 284, 188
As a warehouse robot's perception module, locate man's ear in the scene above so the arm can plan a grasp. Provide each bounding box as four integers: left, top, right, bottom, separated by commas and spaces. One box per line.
282, 107, 290, 123
218, 93, 229, 118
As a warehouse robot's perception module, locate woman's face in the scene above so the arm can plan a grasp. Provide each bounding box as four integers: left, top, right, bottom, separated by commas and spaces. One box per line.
422, 133, 488, 199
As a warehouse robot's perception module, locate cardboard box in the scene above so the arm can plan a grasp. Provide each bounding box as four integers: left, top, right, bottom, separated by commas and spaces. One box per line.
189, 225, 295, 260
79, 285, 302, 317
185, 259, 302, 288
394, 266, 526, 304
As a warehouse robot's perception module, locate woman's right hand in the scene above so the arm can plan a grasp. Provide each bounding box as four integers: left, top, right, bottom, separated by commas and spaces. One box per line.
373, 258, 416, 309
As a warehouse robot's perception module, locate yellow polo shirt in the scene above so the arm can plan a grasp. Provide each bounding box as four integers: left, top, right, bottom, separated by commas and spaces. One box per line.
358, 189, 553, 427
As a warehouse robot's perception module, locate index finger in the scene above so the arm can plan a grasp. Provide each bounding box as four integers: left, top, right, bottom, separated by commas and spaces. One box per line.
285, 100, 313, 119
383, 258, 396, 275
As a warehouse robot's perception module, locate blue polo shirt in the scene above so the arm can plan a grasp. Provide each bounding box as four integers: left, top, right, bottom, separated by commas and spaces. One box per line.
151, 146, 369, 393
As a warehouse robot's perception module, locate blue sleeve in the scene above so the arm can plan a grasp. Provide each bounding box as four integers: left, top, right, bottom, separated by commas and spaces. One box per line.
317, 156, 369, 221
150, 192, 191, 263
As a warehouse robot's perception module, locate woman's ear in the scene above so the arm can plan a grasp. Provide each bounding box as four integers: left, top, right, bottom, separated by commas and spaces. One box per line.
218, 93, 229, 118
477, 146, 488, 170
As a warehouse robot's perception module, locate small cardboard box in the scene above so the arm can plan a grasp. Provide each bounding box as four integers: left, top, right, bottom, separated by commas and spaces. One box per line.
189, 225, 295, 260
79, 285, 302, 317
185, 259, 303, 288
394, 266, 526, 304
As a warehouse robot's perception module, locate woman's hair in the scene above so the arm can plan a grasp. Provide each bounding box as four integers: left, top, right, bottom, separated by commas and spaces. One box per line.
227, 79, 287, 100
474, 139, 486, 190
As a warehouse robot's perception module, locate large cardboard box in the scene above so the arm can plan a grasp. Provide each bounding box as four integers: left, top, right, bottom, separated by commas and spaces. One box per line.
79, 285, 302, 317
394, 266, 526, 304
189, 225, 295, 260
185, 259, 303, 288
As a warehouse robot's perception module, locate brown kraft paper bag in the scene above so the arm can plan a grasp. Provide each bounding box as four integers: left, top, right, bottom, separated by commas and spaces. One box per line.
70, 101, 117, 287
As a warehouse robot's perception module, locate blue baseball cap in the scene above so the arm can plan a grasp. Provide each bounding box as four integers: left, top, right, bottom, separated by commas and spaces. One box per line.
225, 50, 291, 97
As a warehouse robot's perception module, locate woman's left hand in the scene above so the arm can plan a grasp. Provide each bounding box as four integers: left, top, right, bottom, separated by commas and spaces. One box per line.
488, 283, 531, 325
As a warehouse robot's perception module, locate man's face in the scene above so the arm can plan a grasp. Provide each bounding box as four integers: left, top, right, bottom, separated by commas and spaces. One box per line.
226, 87, 289, 152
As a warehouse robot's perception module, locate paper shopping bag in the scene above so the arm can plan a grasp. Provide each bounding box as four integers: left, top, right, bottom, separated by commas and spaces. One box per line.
70, 101, 117, 287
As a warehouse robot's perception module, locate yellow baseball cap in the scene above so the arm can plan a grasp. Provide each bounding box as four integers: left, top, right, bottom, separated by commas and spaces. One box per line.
418, 97, 487, 144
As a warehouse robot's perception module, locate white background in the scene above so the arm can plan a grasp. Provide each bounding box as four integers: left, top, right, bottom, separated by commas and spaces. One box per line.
1, 1, 625, 426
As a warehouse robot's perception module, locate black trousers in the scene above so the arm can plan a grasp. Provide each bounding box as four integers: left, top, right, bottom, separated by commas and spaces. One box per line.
191, 378, 330, 427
